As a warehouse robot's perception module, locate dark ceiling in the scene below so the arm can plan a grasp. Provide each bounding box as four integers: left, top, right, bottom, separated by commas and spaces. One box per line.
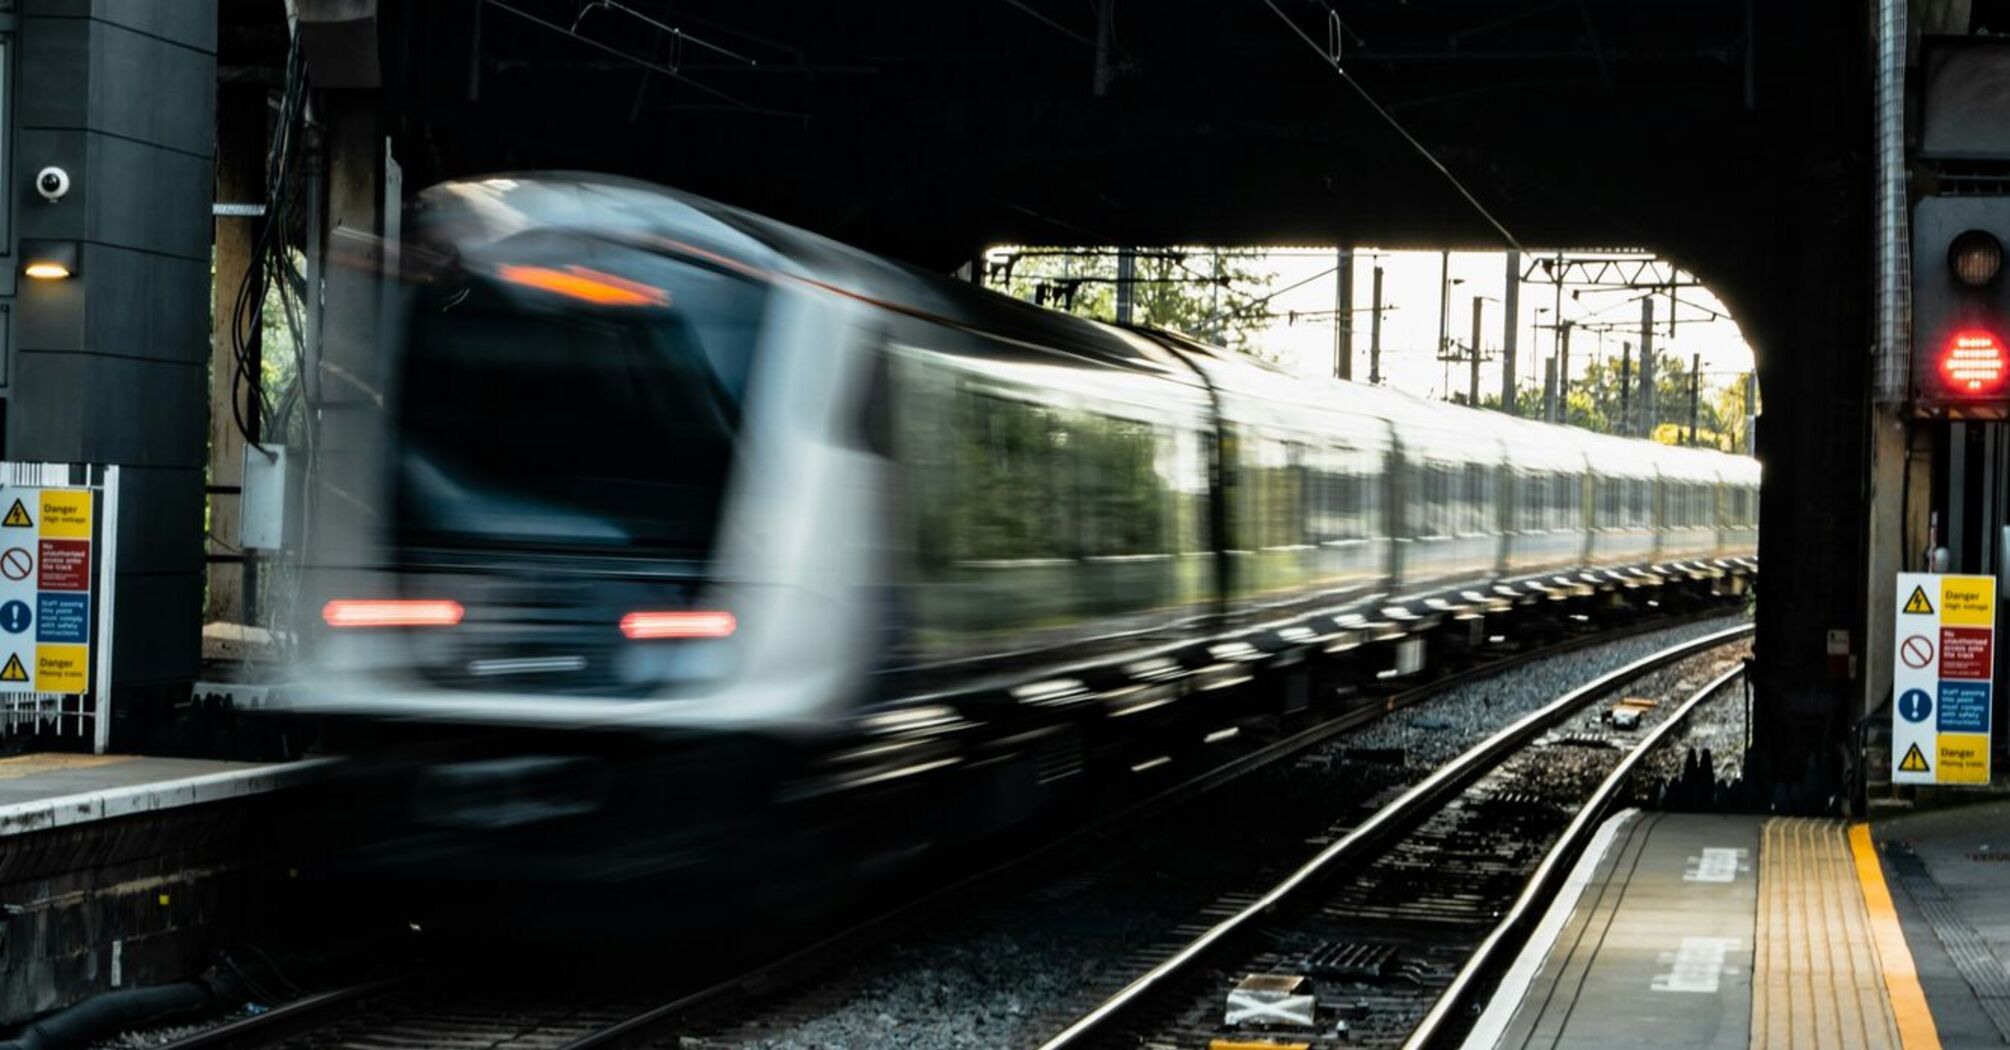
360, 1, 1834, 261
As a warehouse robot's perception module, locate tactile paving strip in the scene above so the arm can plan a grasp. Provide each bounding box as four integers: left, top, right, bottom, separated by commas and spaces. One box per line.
1752, 818, 1902, 1050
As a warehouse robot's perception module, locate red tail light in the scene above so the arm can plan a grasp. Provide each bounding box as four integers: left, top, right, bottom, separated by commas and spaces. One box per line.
322, 599, 465, 628
619, 610, 737, 640
1941, 330, 2008, 395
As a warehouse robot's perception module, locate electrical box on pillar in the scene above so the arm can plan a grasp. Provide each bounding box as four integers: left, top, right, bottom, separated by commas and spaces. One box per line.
1913, 198, 2010, 415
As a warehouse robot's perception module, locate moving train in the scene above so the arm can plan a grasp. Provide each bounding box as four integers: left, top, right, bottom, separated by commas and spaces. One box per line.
278, 174, 1757, 879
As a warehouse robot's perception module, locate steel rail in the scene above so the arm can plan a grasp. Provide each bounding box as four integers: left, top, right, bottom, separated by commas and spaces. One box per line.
151, 981, 402, 1050
1407, 660, 1748, 1050
1035, 622, 1753, 1050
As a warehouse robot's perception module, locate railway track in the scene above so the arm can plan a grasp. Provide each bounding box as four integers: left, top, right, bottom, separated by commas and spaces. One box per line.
151, 611, 1749, 1050
1036, 624, 1752, 1050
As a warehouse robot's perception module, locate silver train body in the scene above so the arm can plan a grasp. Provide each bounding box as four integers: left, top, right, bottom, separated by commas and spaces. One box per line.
281, 174, 1758, 769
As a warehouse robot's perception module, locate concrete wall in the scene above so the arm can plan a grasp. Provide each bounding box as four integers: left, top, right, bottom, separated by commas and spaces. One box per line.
0, 799, 266, 1022
7, 0, 216, 742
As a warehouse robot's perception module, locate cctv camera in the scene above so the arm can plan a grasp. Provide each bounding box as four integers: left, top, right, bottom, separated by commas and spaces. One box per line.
35, 167, 70, 202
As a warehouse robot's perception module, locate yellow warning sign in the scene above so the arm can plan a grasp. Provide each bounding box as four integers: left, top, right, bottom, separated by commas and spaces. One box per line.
1898, 742, 1932, 773
1942, 576, 1997, 627
0, 500, 30, 528
1937, 733, 1992, 784
36, 490, 89, 539
33, 645, 86, 694
0, 654, 24, 683
1903, 586, 1936, 615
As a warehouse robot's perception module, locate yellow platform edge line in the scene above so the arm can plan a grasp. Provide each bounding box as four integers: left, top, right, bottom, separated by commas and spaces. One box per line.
1850, 822, 1942, 1050
0, 753, 132, 780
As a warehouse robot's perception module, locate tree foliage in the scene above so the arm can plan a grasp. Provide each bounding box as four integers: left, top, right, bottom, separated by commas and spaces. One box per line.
1481, 352, 1758, 452
994, 248, 1276, 356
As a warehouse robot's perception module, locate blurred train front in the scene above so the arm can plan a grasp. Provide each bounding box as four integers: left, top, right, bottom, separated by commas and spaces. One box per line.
279, 176, 901, 887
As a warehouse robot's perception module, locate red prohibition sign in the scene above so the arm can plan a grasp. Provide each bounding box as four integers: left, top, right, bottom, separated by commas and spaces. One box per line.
1901, 634, 1935, 669
0, 548, 28, 582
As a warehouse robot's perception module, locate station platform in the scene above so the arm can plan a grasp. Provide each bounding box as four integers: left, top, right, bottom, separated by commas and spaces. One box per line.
0, 751, 327, 835
1465, 809, 1962, 1050
0, 751, 330, 1023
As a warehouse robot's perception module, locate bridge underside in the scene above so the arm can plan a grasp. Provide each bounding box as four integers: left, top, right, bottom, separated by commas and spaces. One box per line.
268, 0, 1871, 797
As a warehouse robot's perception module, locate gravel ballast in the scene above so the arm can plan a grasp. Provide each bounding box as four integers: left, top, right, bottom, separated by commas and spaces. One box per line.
695, 613, 1753, 1050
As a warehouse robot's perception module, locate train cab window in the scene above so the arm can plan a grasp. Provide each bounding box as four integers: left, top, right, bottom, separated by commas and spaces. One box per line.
397, 246, 767, 557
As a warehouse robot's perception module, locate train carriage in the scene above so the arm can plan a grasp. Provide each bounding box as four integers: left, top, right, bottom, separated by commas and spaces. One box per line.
275, 174, 1759, 876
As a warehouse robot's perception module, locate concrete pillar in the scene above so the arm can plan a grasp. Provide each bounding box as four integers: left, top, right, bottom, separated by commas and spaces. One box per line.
1557, 322, 1573, 424
1468, 296, 1483, 406
307, 94, 394, 574
1639, 296, 1657, 438
1115, 246, 1135, 326
207, 84, 266, 628
1501, 251, 1520, 411
9, 2, 217, 745
1368, 266, 1385, 385
1334, 247, 1353, 381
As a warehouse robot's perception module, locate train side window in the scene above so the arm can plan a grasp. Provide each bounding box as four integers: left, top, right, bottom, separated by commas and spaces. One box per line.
1284, 439, 1310, 548
1472, 464, 1485, 535
1422, 462, 1445, 537
1079, 414, 1168, 557
1222, 426, 1251, 551
954, 391, 1071, 561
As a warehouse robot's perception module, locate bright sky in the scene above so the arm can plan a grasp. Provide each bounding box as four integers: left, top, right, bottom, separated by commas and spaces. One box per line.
1249, 248, 1756, 402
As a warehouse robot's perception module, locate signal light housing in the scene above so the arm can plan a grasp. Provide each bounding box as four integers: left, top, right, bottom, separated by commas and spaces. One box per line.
1913, 199, 2010, 416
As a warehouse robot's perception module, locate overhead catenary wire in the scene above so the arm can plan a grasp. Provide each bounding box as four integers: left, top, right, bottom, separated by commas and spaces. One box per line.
1255, 0, 1526, 254
570, 0, 760, 66
998, 0, 1097, 46
484, 0, 761, 112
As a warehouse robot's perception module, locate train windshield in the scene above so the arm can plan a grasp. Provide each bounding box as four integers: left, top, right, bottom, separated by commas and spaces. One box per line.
396, 247, 767, 558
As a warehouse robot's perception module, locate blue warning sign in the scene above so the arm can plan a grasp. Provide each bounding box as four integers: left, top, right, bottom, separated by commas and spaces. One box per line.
0, 600, 27, 635
1939, 680, 1993, 734
1900, 688, 1934, 724
34, 593, 86, 644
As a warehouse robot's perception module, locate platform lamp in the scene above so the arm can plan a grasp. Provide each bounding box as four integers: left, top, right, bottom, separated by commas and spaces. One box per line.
21, 240, 80, 280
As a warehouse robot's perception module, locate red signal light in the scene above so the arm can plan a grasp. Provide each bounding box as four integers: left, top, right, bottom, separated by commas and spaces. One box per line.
1940, 330, 2008, 396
